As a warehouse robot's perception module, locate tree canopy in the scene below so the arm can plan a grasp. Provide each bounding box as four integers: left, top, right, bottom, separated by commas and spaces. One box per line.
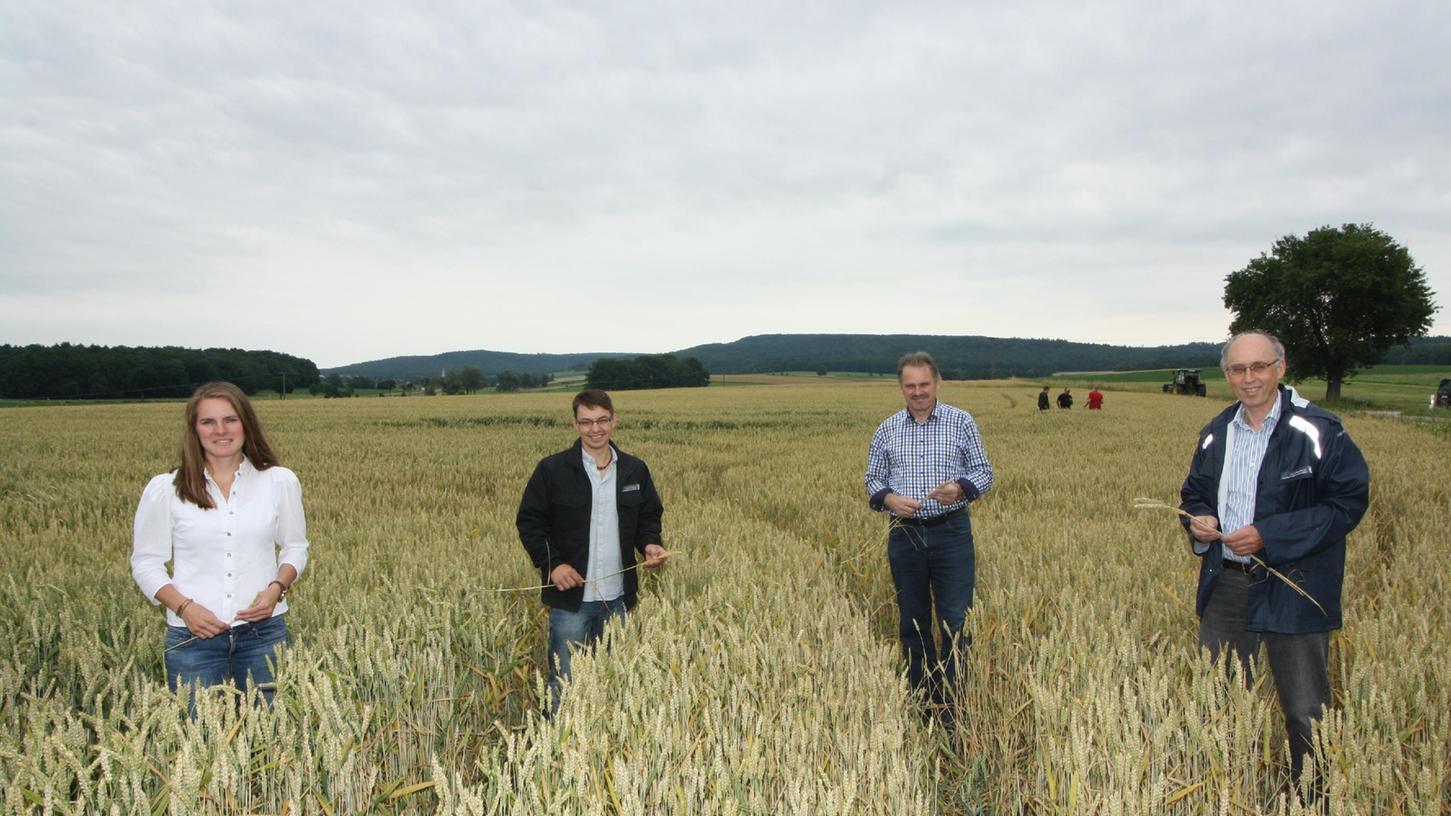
586, 354, 709, 391
0, 344, 319, 400
494, 370, 553, 392
1224, 223, 1437, 401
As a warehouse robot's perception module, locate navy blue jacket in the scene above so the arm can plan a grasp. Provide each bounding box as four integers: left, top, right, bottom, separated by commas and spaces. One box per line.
1179, 387, 1369, 634
516, 440, 664, 612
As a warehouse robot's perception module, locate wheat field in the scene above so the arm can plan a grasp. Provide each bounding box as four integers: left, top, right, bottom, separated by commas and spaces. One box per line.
1, 381, 1446, 814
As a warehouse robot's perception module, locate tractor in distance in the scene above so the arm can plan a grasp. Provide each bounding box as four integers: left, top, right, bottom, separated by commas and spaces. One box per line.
1163, 369, 1208, 397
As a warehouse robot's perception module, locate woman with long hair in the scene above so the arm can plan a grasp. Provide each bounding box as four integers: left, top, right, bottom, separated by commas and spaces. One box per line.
131, 381, 309, 705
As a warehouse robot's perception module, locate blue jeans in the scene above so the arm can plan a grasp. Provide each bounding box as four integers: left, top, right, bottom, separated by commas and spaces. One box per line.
164, 615, 288, 706
888, 512, 975, 708
547, 599, 628, 713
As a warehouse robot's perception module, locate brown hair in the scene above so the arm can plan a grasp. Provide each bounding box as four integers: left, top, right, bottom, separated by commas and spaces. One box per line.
572, 388, 614, 417
896, 351, 941, 381
173, 381, 278, 509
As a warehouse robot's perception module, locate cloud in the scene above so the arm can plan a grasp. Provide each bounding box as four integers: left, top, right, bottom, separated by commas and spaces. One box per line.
2, 0, 1448, 366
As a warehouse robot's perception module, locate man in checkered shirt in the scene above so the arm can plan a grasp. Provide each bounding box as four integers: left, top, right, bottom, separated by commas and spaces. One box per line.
865, 351, 994, 721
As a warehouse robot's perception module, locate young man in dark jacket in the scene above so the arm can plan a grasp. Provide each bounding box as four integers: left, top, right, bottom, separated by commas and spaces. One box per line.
1180, 331, 1369, 800
516, 389, 667, 711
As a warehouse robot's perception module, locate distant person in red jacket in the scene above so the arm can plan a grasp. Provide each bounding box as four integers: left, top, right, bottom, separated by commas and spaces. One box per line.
1087, 387, 1104, 410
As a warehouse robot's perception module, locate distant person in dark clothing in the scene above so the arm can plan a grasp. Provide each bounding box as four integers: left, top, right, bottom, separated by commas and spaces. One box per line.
1038, 387, 1050, 411
1087, 387, 1104, 410
1057, 388, 1073, 409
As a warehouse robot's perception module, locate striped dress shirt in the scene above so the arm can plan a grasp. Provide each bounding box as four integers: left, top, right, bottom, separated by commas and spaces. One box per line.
1216, 395, 1283, 564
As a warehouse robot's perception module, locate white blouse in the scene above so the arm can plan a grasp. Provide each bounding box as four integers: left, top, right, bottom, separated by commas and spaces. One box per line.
131, 458, 310, 628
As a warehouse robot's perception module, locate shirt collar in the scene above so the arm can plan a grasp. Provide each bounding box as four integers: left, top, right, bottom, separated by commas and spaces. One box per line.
203, 455, 253, 483
581, 445, 617, 469
1232, 389, 1283, 432
901, 402, 941, 425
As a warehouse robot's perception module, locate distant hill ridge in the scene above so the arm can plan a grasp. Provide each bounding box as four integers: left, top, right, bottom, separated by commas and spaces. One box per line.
324, 334, 1451, 381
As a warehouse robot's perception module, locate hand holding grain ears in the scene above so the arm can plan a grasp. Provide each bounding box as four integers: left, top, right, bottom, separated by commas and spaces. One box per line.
928, 481, 964, 503
884, 493, 922, 517
1221, 524, 1265, 556
1189, 515, 1221, 543
235, 585, 283, 623
550, 563, 584, 590
180, 603, 229, 639
642, 544, 670, 568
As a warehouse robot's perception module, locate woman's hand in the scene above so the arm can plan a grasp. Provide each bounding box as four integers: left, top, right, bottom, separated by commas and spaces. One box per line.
180, 602, 230, 639
235, 583, 284, 623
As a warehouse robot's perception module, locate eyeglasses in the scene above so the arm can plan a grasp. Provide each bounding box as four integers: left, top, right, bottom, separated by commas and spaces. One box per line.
574, 416, 614, 428
1223, 358, 1281, 378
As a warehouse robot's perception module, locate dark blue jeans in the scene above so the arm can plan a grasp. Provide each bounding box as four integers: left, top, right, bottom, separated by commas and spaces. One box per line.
887, 512, 975, 708
164, 615, 288, 707
547, 599, 628, 714
1199, 568, 1330, 796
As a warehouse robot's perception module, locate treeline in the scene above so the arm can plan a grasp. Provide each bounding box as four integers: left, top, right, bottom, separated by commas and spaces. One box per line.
314, 368, 553, 397
1381, 336, 1451, 364
586, 354, 709, 391
0, 343, 319, 399
494, 370, 553, 392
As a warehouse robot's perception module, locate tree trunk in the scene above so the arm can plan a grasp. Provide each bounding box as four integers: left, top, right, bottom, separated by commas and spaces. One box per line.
1324, 359, 1346, 402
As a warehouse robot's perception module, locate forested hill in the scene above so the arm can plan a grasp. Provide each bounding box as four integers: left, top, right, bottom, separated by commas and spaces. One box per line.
327, 350, 637, 381
677, 334, 1220, 378
325, 334, 1451, 381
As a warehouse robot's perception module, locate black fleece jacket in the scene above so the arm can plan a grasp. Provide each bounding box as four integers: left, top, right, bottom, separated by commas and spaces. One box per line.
515, 440, 664, 611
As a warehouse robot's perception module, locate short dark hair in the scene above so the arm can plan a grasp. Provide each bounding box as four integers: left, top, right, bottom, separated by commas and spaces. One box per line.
572, 389, 614, 416
896, 351, 940, 381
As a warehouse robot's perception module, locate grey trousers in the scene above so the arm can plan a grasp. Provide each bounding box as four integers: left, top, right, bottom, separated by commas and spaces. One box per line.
1198, 567, 1331, 794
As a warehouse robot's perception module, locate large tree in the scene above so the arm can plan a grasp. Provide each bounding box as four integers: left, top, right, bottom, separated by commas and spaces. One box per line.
1224, 223, 1437, 401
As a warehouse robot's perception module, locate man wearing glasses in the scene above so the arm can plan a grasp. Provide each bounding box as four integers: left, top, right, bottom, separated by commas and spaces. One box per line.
1179, 331, 1369, 800
516, 389, 667, 712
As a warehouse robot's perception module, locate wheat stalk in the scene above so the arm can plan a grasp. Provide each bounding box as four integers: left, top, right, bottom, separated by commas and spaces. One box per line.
1133, 497, 1327, 616
490, 549, 682, 593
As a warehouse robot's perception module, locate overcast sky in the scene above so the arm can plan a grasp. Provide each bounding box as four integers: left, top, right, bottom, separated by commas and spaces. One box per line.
3, 1, 1448, 368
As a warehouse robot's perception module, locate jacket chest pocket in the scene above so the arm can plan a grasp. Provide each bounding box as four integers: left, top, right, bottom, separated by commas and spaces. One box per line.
1264, 465, 1316, 512
550, 491, 591, 525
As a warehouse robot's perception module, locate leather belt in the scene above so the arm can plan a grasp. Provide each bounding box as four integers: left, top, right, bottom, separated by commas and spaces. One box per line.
1221, 559, 1260, 574
894, 509, 964, 528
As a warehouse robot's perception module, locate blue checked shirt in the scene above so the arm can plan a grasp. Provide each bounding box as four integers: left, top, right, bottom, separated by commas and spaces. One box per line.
865, 402, 993, 519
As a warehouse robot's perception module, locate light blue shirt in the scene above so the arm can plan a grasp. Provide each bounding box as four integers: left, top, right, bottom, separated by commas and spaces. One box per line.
1216, 394, 1284, 564
581, 446, 623, 601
